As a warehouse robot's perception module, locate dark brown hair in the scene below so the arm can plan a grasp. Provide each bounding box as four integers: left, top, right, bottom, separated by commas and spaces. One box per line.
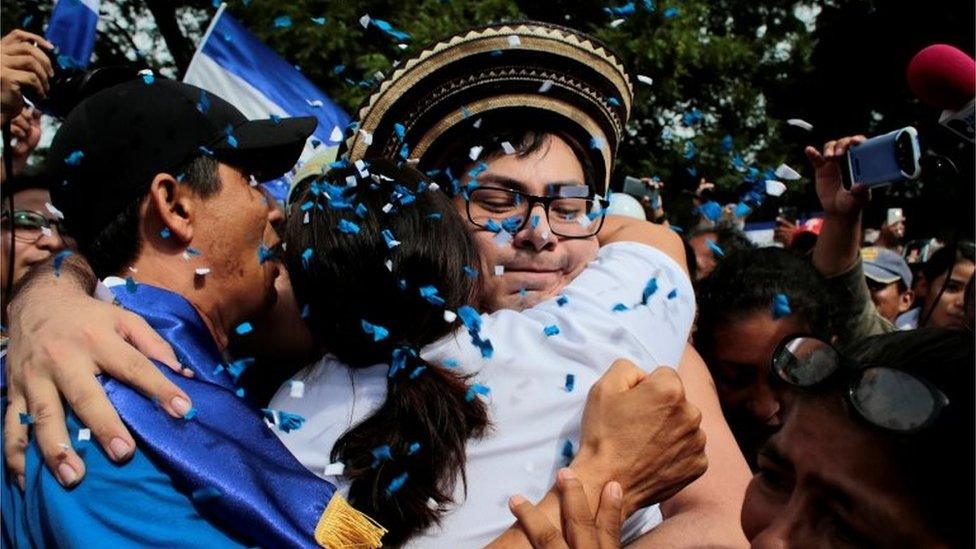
284, 158, 488, 545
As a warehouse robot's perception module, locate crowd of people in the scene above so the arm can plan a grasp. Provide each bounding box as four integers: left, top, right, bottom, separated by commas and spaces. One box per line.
0, 20, 973, 549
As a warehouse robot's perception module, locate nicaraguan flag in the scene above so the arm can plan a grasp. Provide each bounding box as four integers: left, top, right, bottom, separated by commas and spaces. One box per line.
45, 0, 99, 69
184, 4, 349, 200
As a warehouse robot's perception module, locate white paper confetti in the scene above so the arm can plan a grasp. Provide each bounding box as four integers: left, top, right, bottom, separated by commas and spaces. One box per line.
382, 203, 394, 214
45, 202, 64, 220
428, 182, 440, 192
468, 145, 483, 161
493, 231, 513, 247
41, 227, 52, 237
501, 141, 516, 155
775, 163, 802, 181
329, 126, 343, 143
609, 18, 625, 28
303, 211, 310, 224
249, 175, 259, 187
538, 80, 554, 93
359, 14, 371, 28
323, 462, 346, 476
289, 380, 305, 398
78, 428, 91, 441
494, 265, 505, 276
384, 259, 393, 271
305, 99, 324, 108
58, 442, 70, 451
765, 180, 787, 197
346, 175, 357, 187
355, 160, 369, 177
194, 267, 211, 276
507, 35, 521, 47
443, 310, 457, 323
472, 118, 483, 129
787, 118, 814, 131
637, 74, 654, 86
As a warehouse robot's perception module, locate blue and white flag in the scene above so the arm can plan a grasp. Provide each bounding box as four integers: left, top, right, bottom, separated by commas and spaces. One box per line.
184, 4, 349, 200
45, 0, 99, 69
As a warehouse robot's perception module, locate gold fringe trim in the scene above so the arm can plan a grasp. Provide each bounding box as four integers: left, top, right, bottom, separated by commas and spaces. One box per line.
315, 493, 387, 548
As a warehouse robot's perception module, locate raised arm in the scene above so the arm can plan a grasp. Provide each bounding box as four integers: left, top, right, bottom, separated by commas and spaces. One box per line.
808, 136, 869, 277
4, 253, 190, 488
631, 345, 751, 548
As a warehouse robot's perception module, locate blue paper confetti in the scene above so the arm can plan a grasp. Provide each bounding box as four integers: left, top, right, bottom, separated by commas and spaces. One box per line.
667, 288, 678, 299
53, 250, 73, 277
698, 201, 722, 222
386, 472, 409, 495
381, 229, 400, 248
371, 444, 392, 467
160, 228, 171, 239
462, 265, 479, 278
426, 212, 442, 221
261, 409, 305, 432
301, 247, 314, 270
409, 366, 426, 379
235, 322, 253, 335
612, 302, 630, 312
235, 387, 246, 398
125, 276, 138, 293
720, 134, 734, 153
556, 294, 568, 307
183, 407, 198, 420
371, 18, 411, 42
772, 293, 792, 319
362, 319, 390, 342
338, 219, 361, 234
407, 442, 421, 455
272, 15, 292, 29
442, 358, 459, 368
355, 203, 368, 218
419, 285, 446, 306
544, 324, 560, 337
227, 358, 253, 381
224, 125, 238, 148
706, 238, 725, 258
603, 2, 636, 17
734, 202, 752, 218
484, 219, 502, 233
18, 412, 33, 425
64, 150, 84, 166
393, 122, 406, 140
561, 440, 575, 461
141, 72, 154, 85
642, 277, 659, 304
197, 90, 210, 113
530, 215, 541, 229
663, 6, 679, 18
310, 16, 326, 25
258, 244, 274, 264
565, 374, 576, 392
465, 383, 490, 402
683, 141, 697, 159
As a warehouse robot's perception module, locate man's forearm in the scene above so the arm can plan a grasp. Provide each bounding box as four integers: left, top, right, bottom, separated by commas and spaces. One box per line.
812, 211, 861, 277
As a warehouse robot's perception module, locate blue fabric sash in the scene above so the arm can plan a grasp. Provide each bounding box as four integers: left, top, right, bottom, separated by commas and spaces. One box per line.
104, 283, 334, 548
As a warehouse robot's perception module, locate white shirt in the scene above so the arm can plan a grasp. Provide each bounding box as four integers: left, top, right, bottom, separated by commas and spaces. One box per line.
270, 241, 696, 547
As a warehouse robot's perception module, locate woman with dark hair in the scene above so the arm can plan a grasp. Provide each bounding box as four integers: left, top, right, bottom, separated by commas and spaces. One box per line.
742, 328, 975, 547
278, 158, 489, 545
696, 246, 833, 465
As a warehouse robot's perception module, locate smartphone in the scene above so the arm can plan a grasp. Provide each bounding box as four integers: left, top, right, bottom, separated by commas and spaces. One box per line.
777, 206, 798, 225
842, 127, 921, 190
623, 176, 660, 205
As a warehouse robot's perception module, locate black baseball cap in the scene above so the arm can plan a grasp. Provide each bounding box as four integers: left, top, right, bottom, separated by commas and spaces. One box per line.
47, 78, 316, 244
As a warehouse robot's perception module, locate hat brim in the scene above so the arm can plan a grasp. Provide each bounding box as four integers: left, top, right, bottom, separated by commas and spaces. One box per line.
214, 116, 317, 182
863, 264, 902, 285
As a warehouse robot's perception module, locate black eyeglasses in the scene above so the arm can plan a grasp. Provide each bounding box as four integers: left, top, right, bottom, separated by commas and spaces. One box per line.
1, 210, 65, 243
464, 186, 609, 239
770, 335, 949, 433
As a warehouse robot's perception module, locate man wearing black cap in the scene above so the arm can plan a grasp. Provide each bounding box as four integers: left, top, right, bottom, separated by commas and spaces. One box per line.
2, 79, 383, 548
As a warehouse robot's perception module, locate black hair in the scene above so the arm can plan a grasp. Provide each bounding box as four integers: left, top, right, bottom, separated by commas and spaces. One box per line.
920, 241, 975, 284
696, 247, 832, 359
82, 155, 220, 278
2, 169, 56, 200
688, 224, 754, 262
426, 119, 599, 197
283, 158, 488, 545
835, 329, 975, 547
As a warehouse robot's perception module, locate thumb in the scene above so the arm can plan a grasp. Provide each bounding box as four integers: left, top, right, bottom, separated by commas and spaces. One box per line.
804, 145, 825, 167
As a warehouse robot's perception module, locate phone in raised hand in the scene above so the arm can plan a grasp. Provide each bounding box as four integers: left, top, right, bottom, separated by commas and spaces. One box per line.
842, 127, 921, 190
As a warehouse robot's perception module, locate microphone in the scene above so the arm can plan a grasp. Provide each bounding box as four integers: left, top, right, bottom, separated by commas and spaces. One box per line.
906, 44, 976, 143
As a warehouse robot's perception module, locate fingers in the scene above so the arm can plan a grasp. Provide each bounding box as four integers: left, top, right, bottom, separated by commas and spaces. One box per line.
95, 329, 193, 418
4, 44, 54, 82
3, 388, 30, 489
556, 468, 599, 549
509, 495, 568, 549
1, 29, 54, 51
52, 363, 135, 463
594, 481, 624, 548
599, 359, 647, 392
804, 145, 825, 167
116, 310, 186, 376
4, 67, 46, 98
24, 375, 85, 488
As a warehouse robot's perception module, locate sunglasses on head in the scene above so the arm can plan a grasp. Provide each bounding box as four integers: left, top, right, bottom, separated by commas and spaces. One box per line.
771, 335, 949, 433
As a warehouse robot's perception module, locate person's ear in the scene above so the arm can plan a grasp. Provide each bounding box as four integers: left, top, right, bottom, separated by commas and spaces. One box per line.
146, 173, 196, 244
898, 289, 915, 313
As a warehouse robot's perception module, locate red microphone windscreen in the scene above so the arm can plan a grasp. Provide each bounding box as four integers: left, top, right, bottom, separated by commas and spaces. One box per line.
906, 44, 976, 110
